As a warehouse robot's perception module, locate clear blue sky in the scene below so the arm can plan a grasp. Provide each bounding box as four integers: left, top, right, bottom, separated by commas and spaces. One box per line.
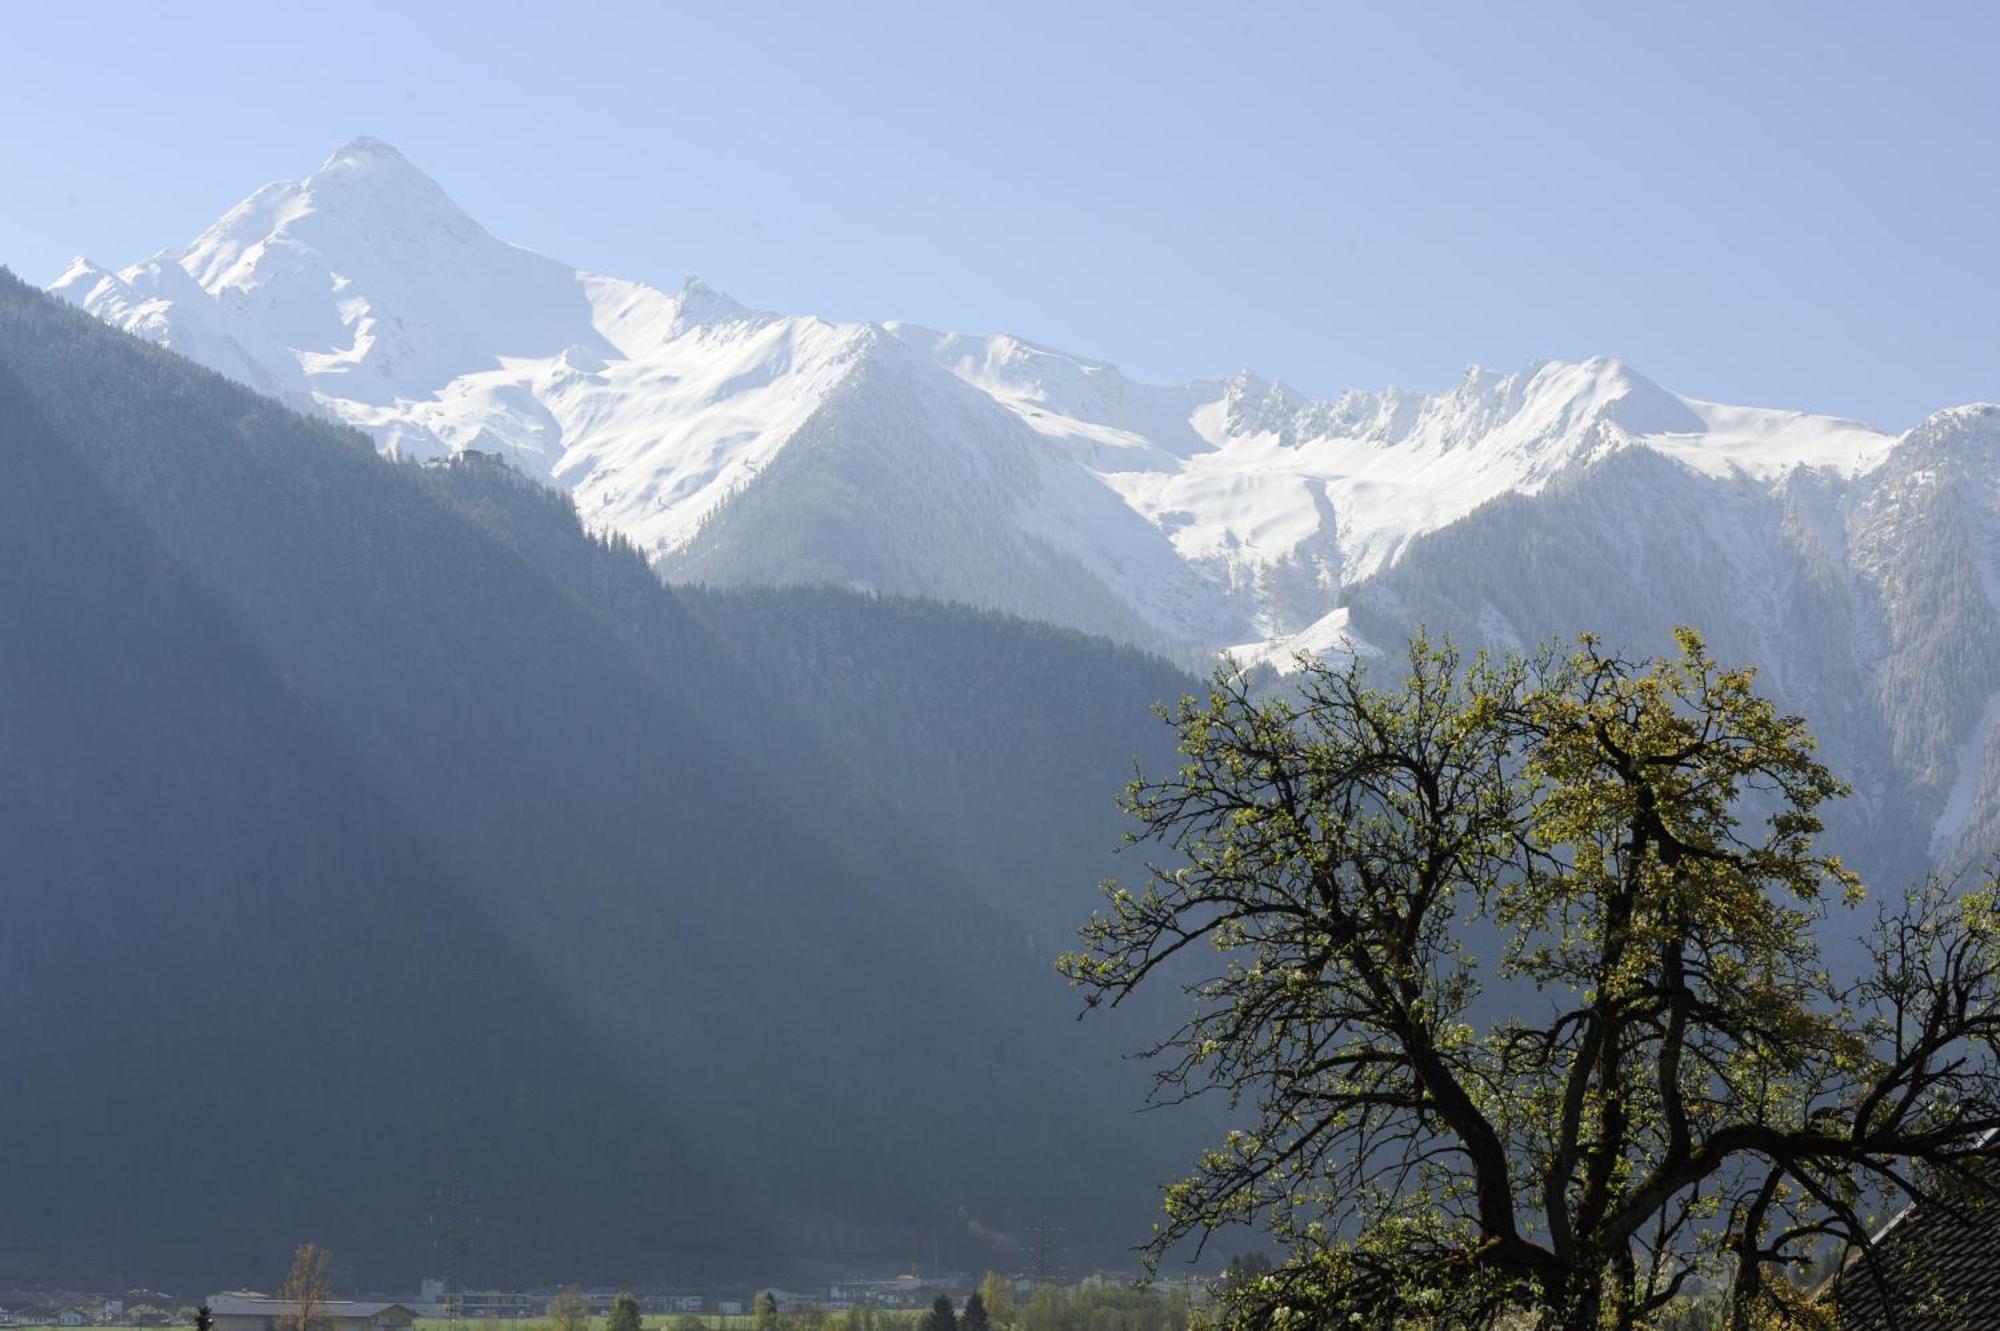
5, 2, 1995, 427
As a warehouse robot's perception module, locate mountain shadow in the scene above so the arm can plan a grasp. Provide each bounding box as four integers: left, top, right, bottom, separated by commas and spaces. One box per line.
0, 271, 1205, 1294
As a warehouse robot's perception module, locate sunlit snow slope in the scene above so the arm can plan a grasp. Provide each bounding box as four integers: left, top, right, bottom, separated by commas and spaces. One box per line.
52, 137, 1901, 668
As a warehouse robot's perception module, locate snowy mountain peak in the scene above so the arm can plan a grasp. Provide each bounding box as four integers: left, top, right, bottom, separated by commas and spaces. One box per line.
302, 134, 484, 238
671, 276, 765, 333
51, 256, 115, 300
896, 326, 1133, 421
320, 134, 412, 168
1888, 405, 2000, 494
164, 136, 496, 314
1473, 357, 1698, 444
1219, 370, 1309, 438
308, 135, 460, 206
1536, 356, 1706, 436
1915, 402, 2000, 442
56, 254, 103, 283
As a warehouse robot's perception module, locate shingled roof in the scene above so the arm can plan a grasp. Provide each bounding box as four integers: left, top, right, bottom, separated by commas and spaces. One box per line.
1826, 1152, 2000, 1330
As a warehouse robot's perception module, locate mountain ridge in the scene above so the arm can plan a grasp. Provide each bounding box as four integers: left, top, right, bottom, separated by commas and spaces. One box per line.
43, 140, 2000, 873
50, 138, 1908, 667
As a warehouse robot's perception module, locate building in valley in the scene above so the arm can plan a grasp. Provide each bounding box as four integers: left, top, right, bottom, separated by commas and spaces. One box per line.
205, 1296, 417, 1331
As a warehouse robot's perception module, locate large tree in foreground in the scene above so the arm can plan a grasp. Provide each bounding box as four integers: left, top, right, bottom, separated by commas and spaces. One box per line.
1062, 630, 2000, 1330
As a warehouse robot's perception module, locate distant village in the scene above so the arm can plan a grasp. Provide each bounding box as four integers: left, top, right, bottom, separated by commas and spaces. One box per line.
0, 1267, 1182, 1331
0, 1292, 181, 1329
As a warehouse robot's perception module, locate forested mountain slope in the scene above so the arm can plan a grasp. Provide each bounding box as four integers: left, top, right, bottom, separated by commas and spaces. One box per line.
0, 272, 1202, 1293
420, 458, 1193, 938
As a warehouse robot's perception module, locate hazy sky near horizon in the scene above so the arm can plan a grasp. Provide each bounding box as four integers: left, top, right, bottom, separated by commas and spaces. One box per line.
6, 2, 1995, 427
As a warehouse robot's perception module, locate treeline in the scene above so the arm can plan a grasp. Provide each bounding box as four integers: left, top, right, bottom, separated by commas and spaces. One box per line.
1005, 1285, 1189, 1331
736, 1279, 1189, 1331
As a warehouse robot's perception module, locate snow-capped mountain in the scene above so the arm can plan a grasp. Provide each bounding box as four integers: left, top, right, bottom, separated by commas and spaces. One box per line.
51, 140, 1893, 659
47, 138, 2000, 872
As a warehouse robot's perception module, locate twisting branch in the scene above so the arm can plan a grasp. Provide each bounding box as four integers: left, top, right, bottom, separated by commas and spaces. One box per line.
1062, 629, 2000, 1331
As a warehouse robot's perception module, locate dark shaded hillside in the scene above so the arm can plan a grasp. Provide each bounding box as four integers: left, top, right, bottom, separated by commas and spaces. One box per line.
677, 586, 1193, 938
416, 462, 1210, 1143
0, 354, 757, 1286
416, 455, 1194, 948
0, 273, 1200, 1293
